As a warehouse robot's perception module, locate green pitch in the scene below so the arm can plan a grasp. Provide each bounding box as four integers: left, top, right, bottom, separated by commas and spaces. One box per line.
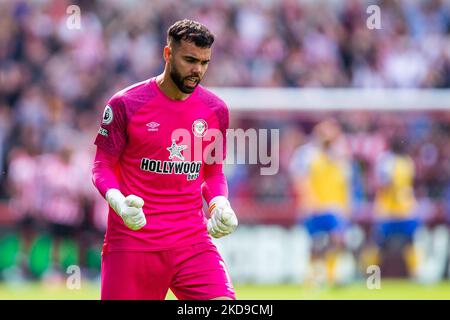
1, 280, 450, 300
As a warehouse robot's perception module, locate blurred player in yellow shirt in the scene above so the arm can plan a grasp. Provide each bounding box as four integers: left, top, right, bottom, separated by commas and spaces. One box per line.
371, 137, 421, 277
290, 119, 353, 286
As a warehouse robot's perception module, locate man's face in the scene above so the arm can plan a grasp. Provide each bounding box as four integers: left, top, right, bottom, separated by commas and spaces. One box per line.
167, 40, 211, 94
314, 121, 341, 149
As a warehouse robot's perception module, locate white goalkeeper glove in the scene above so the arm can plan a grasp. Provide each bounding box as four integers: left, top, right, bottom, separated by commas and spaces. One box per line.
106, 189, 146, 231
207, 196, 238, 238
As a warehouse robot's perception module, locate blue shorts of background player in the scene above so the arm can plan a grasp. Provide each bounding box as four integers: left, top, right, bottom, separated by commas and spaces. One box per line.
374, 218, 421, 246
301, 212, 348, 236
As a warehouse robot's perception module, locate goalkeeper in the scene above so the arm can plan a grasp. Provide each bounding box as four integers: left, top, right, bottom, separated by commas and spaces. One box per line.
91, 19, 237, 300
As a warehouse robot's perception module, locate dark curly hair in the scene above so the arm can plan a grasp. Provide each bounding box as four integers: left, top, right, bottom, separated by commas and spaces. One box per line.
167, 19, 215, 48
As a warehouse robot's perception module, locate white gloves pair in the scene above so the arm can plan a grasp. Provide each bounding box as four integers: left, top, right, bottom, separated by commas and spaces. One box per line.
207, 196, 238, 238
105, 190, 238, 238
106, 189, 146, 231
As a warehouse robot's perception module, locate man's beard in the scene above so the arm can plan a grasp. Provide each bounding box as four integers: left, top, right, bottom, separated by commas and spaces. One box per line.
170, 63, 201, 94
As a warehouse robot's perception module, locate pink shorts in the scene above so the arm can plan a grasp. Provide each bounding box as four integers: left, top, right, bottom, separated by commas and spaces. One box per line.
101, 241, 236, 300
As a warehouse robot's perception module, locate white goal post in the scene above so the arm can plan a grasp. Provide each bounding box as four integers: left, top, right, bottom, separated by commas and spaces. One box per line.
210, 88, 450, 111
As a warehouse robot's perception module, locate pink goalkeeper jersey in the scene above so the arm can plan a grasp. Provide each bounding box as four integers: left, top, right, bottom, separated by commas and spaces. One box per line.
94, 77, 229, 251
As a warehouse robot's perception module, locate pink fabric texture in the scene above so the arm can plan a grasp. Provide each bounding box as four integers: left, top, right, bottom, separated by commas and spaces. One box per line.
101, 240, 235, 300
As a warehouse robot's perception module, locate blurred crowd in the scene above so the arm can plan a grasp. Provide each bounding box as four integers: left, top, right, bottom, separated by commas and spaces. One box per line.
1, 0, 450, 282
229, 111, 450, 224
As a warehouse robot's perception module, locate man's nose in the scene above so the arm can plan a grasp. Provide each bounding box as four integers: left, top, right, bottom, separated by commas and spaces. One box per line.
191, 64, 201, 75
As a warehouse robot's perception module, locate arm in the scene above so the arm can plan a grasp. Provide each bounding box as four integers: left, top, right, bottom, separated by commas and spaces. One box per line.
289, 145, 315, 215
91, 146, 120, 198
202, 163, 238, 238
201, 162, 228, 204
92, 97, 146, 231
374, 153, 393, 188
201, 102, 238, 238
92, 146, 146, 231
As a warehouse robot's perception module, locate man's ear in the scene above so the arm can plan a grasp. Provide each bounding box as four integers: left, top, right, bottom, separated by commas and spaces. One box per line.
163, 45, 171, 62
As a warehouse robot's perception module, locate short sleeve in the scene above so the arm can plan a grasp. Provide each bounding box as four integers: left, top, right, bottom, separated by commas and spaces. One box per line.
94, 96, 127, 156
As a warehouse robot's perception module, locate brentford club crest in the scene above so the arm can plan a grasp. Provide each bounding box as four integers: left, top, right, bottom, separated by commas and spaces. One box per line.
192, 119, 208, 137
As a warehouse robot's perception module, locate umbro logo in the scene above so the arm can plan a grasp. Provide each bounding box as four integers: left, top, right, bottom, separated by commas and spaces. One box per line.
146, 122, 160, 131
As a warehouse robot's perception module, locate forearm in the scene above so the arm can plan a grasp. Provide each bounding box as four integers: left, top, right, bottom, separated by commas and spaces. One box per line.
91, 147, 146, 230
201, 163, 228, 204
91, 147, 121, 198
